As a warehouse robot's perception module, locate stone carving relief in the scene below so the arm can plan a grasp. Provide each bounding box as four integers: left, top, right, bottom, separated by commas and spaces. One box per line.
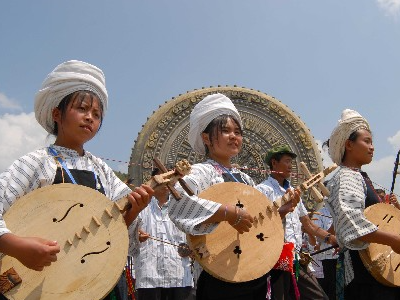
129, 86, 323, 210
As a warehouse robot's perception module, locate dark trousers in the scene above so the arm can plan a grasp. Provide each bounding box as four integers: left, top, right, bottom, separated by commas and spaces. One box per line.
343, 250, 400, 299
345, 281, 400, 300
270, 269, 296, 300
297, 264, 328, 300
137, 287, 192, 300
103, 271, 129, 300
270, 266, 327, 300
196, 271, 269, 300
316, 259, 337, 300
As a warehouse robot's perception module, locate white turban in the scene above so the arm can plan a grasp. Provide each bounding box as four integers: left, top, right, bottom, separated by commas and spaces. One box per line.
188, 93, 242, 154
34, 60, 108, 133
328, 109, 370, 165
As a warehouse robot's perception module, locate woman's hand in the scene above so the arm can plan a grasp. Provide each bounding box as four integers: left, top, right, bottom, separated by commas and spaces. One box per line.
227, 207, 253, 234
327, 234, 338, 246
124, 184, 154, 226
0, 234, 60, 271
389, 194, 400, 210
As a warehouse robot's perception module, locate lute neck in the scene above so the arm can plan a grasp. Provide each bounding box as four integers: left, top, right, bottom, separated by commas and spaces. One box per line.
114, 168, 186, 212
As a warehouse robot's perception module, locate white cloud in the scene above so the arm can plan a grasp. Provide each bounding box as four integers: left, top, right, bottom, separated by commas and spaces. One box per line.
0, 112, 50, 172
388, 129, 400, 150
377, 0, 400, 18
0, 93, 22, 111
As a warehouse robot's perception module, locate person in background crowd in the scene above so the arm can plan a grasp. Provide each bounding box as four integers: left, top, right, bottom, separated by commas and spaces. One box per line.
134, 168, 193, 300
375, 188, 387, 202
257, 145, 336, 300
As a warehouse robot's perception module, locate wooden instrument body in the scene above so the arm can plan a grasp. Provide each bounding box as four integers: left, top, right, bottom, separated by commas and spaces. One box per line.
360, 203, 400, 287
0, 184, 129, 300
0, 159, 191, 299
188, 182, 284, 283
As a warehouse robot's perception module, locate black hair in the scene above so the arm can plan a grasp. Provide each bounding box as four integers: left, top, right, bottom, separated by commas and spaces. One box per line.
52, 90, 104, 135
268, 153, 295, 170
151, 168, 161, 177
126, 178, 135, 186
322, 139, 330, 148
202, 114, 242, 155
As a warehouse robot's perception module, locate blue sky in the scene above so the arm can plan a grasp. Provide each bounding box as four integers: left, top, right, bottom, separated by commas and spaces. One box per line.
1, 0, 400, 194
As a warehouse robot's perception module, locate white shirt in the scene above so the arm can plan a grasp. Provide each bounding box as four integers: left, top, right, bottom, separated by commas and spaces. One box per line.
256, 176, 308, 250
133, 197, 193, 289
0, 145, 139, 256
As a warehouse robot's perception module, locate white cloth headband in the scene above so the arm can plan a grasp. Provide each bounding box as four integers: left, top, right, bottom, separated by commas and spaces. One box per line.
328, 109, 370, 165
188, 93, 242, 154
34, 60, 108, 133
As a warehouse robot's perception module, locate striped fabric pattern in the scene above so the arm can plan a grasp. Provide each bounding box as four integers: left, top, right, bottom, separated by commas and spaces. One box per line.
133, 197, 193, 289
0, 144, 140, 255
325, 166, 378, 285
168, 159, 255, 235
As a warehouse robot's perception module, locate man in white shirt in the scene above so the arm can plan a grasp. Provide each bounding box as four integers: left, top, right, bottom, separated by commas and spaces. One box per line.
257, 145, 335, 300
134, 168, 193, 300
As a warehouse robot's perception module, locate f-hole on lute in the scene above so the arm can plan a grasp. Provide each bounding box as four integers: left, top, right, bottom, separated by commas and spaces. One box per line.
0, 158, 192, 300
187, 163, 338, 283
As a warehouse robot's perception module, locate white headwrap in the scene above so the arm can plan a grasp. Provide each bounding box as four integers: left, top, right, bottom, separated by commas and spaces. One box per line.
34, 60, 108, 133
328, 109, 370, 165
188, 93, 242, 155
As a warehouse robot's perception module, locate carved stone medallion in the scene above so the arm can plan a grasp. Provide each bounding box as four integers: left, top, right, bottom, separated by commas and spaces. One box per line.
129, 86, 323, 210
